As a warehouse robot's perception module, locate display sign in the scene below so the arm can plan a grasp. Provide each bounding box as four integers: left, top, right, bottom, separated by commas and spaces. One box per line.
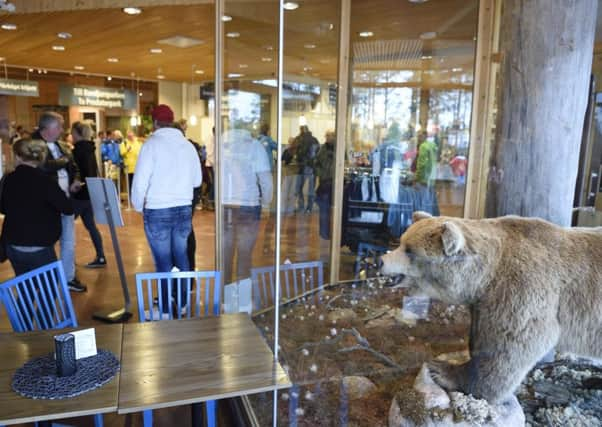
59, 84, 136, 109
0, 79, 39, 97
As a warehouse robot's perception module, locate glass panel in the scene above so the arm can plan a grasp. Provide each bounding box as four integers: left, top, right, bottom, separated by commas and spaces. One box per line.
341, 0, 478, 280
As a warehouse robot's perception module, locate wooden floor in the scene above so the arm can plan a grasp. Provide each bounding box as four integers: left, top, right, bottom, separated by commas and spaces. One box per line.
0, 183, 465, 426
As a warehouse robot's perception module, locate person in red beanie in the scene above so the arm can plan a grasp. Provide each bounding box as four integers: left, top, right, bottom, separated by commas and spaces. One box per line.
131, 104, 202, 320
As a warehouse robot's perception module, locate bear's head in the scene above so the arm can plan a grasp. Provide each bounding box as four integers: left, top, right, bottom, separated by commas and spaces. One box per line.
381, 211, 490, 305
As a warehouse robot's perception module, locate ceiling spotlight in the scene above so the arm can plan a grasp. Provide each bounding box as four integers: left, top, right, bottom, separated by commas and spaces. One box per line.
261, 57, 272, 62
452, 67, 463, 72
408, 0, 429, 2
52, 45, 65, 51
283, 2, 299, 10
421, 55, 433, 60
107, 57, 119, 63
57, 32, 72, 39
0, 57, 5, 62
123, 7, 142, 15
419, 31, 437, 40
221, 15, 232, 22
157, 74, 165, 79
303, 66, 313, 72
149, 48, 162, 54
359, 31, 374, 37
28, 68, 33, 72
139, 92, 143, 96
74, 65, 85, 70
239, 64, 248, 69
226, 32, 240, 38
304, 43, 316, 49
264, 45, 274, 51
228, 73, 244, 78
1, 23, 17, 30
194, 69, 205, 74
107, 76, 112, 81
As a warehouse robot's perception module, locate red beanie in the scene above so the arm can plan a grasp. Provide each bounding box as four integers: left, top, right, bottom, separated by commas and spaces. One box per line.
152, 104, 174, 123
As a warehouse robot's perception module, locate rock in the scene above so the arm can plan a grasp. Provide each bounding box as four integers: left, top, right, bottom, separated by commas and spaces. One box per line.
388, 364, 525, 427
328, 308, 357, 323
342, 376, 377, 399
413, 365, 450, 409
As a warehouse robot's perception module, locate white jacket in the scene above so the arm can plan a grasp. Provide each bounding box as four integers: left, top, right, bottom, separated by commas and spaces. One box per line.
132, 127, 202, 211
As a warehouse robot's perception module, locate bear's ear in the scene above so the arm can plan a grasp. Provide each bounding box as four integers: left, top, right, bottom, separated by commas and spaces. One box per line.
413, 211, 432, 223
441, 221, 465, 256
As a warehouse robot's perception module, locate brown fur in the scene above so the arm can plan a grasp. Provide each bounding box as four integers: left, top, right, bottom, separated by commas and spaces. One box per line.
381, 212, 602, 403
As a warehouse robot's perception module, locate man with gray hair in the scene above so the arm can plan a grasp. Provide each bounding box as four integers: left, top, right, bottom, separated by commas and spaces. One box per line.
32, 111, 86, 292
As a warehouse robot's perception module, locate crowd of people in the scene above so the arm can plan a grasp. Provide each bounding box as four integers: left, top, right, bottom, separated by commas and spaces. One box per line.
1, 108, 339, 309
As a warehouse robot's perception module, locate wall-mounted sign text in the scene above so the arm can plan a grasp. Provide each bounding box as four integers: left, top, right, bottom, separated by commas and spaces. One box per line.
59, 84, 136, 109
0, 79, 39, 97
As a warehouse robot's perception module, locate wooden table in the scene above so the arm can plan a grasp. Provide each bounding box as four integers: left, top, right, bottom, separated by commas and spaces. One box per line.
118, 313, 291, 414
0, 323, 123, 425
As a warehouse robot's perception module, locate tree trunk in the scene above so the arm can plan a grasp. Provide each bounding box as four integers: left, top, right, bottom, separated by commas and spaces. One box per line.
485, 0, 597, 226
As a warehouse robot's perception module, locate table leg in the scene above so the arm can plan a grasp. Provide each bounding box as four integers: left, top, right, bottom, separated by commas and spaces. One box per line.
191, 402, 203, 427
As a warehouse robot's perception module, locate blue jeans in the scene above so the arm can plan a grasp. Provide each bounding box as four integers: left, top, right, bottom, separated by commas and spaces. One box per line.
60, 214, 75, 281
223, 205, 261, 284
143, 206, 192, 312
296, 170, 315, 212
7, 245, 57, 276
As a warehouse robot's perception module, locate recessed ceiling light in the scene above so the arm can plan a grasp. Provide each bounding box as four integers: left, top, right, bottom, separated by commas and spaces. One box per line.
123, 7, 142, 15
139, 92, 143, 96
107, 57, 119, 63
222, 15, 232, 22
265, 45, 274, 51
228, 73, 244, 78
261, 57, 272, 62
149, 48, 162, 54
304, 43, 316, 49
226, 32, 240, 38
421, 55, 433, 60
74, 65, 84, 70
52, 45, 65, 51
408, 0, 429, 3
359, 31, 374, 37
452, 67, 463, 72
194, 69, 205, 74
57, 32, 72, 39
157, 74, 165, 79
1, 23, 17, 30
28, 68, 33, 72
0, 57, 5, 62
107, 76, 112, 81
303, 66, 313, 72
239, 64, 248, 69
283, 2, 299, 10
419, 31, 437, 40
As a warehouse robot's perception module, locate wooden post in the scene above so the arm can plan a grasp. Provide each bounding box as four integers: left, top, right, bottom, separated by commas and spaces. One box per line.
485, 0, 597, 226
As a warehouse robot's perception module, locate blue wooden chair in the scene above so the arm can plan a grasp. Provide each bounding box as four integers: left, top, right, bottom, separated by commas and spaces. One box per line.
135, 270, 221, 427
0, 261, 103, 427
250, 261, 324, 311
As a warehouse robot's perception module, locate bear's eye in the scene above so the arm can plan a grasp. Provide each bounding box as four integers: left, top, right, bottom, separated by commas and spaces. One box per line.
405, 246, 413, 255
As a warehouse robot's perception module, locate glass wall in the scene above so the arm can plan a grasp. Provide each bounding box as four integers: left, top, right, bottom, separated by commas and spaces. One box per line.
219, 0, 481, 425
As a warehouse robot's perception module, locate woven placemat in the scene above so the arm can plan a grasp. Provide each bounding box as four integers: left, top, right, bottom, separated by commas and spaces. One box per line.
12, 349, 120, 400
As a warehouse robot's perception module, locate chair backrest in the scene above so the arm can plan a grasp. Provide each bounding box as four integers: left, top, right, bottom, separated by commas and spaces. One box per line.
250, 261, 324, 311
135, 270, 221, 322
0, 261, 77, 332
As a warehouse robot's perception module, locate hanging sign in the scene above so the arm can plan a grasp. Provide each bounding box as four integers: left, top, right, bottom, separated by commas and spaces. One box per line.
0, 79, 39, 97
59, 84, 136, 109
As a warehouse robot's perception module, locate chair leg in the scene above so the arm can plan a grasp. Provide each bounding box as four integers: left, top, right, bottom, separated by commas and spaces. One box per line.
93, 413, 104, 427
143, 409, 153, 427
206, 400, 217, 427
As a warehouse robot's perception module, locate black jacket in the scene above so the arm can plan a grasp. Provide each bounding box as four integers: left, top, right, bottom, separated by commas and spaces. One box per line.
72, 139, 100, 200
32, 130, 81, 187
0, 165, 73, 246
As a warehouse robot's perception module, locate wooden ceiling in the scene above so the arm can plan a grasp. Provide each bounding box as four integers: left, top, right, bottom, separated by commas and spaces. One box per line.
0, 0, 479, 85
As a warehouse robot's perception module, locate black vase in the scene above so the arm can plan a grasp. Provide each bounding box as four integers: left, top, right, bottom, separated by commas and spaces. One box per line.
55, 333, 77, 377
